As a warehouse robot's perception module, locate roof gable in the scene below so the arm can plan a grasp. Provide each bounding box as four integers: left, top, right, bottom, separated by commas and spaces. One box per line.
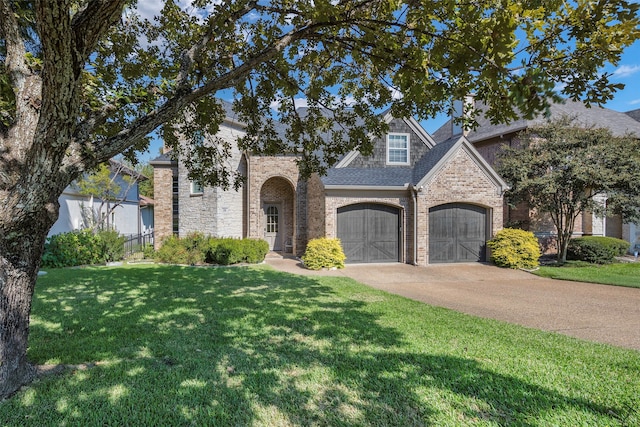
336, 112, 436, 168
414, 136, 508, 192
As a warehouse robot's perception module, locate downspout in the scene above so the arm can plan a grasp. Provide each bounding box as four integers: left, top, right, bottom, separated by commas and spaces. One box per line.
410, 184, 419, 266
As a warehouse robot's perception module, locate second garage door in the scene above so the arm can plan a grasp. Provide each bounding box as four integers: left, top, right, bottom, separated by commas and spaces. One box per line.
429, 203, 487, 263
337, 203, 400, 263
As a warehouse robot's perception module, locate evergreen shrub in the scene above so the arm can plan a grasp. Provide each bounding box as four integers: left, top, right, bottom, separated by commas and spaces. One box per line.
567, 236, 629, 264
41, 229, 126, 267
487, 228, 540, 269
96, 230, 125, 262
302, 238, 346, 270
157, 234, 268, 265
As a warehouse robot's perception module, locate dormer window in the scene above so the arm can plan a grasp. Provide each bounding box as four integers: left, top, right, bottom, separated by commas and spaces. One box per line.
387, 133, 410, 165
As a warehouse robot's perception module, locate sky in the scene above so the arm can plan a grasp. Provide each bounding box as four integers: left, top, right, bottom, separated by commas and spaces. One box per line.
134, 1, 640, 162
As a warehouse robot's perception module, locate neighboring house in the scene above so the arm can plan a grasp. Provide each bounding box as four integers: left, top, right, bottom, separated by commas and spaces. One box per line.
140, 195, 155, 235
432, 98, 640, 250
48, 160, 149, 238
152, 101, 508, 265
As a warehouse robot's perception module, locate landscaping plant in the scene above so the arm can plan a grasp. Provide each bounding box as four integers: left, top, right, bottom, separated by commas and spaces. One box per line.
302, 238, 346, 270
567, 236, 630, 264
487, 228, 541, 269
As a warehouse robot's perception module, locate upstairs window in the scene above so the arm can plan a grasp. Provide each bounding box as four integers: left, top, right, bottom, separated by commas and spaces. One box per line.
387, 133, 410, 165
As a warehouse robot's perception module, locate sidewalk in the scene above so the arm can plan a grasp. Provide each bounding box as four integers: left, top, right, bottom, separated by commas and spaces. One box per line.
265, 256, 640, 351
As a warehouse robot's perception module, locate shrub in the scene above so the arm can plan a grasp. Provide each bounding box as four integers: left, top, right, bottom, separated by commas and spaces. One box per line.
302, 238, 346, 270
96, 230, 125, 262
157, 235, 269, 265
487, 228, 541, 269
42, 230, 99, 267
41, 229, 126, 267
567, 236, 630, 264
156, 233, 207, 265
208, 238, 269, 265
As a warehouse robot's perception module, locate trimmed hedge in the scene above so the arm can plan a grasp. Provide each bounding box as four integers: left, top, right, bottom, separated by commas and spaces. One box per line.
302, 238, 346, 270
156, 234, 268, 265
567, 236, 630, 264
487, 228, 541, 269
42, 229, 125, 268
208, 238, 269, 265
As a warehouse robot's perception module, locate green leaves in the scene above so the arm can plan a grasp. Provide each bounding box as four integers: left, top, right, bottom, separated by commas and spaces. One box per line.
2, 0, 640, 187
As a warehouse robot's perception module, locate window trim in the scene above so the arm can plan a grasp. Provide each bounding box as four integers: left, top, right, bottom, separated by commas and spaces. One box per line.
386, 133, 410, 165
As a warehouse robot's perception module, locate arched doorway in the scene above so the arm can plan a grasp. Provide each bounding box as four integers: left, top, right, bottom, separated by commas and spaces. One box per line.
260, 177, 294, 251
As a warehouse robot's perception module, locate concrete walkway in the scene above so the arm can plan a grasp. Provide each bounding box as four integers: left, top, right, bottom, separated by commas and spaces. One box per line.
265, 256, 640, 351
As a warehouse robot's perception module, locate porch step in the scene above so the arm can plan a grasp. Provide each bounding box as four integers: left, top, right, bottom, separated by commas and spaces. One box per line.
265, 251, 284, 259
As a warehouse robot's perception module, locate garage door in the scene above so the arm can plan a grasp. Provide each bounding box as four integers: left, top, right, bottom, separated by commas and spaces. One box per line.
337, 203, 400, 263
429, 203, 487, 263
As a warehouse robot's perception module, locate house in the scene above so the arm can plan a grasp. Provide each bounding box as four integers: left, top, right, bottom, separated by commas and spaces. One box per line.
432, 98, 640, 250
48, 160, 150, 238
152, 101, 508, 265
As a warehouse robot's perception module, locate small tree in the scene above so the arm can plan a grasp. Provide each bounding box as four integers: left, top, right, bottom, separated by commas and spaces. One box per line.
76, 161, 143, 232
497, 116, 640, 263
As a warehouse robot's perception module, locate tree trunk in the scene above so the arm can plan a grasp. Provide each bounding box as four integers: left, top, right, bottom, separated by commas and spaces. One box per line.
0, 197, 59, 399
0, 257, 38, 398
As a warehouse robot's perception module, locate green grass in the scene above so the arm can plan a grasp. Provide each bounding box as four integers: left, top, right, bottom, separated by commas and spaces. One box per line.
534, 261, 640, 288
1, 264, 639, 426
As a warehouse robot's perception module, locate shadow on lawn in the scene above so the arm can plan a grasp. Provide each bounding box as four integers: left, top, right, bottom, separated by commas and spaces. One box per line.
4, 265, 620, 425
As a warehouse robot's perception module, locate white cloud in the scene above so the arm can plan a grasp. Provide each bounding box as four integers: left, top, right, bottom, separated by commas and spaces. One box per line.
133, 0, 222, 22
628, 98, 640, 106
613, 65, 640, 78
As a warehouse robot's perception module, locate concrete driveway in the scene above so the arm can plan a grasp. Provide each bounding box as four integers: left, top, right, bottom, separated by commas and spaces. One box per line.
265, 257, 640, 351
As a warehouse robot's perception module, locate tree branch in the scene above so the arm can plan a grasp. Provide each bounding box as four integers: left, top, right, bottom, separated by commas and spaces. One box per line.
71, 0, 127, 63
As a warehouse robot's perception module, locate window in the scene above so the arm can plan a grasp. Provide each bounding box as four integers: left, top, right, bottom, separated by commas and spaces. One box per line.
387, 133, 409, 164
172, 175, 179, 236
190, 181, 204, 195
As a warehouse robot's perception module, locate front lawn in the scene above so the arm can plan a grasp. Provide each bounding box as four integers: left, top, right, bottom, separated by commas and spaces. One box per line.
534, 261, 640, 288
2, 264, 638, 426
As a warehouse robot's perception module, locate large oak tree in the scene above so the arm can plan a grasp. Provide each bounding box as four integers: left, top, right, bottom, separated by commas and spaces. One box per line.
1, 0, 639, 398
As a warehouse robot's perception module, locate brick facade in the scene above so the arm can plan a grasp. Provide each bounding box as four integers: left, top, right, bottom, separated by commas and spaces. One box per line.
153, 115, 507, 264
152, 164, 176, 249
417, 147, 504, 264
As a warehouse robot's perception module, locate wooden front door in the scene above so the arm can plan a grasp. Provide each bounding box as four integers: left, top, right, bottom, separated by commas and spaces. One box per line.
264, 204, 281, 250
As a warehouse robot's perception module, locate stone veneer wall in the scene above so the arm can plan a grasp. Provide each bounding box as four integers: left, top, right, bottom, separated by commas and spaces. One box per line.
177, 122, 245, 238
417, 147, 504, 265
153, 165, 176, 249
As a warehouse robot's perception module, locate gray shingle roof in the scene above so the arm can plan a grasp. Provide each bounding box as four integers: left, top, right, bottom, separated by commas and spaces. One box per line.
412, 137, 459, 184
626, 108, 640, 122
321, 167, 414, 187
433, 98, 640, 143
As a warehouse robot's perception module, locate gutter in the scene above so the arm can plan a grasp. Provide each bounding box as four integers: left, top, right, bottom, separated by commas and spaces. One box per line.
410, 185, 420, 265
